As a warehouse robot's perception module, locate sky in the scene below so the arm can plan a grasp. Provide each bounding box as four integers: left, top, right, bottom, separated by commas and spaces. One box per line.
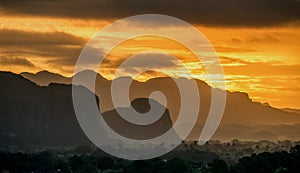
0, 0, 299, 109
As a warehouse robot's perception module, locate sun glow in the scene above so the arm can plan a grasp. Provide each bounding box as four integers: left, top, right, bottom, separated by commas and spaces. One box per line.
0, 15, 299, 108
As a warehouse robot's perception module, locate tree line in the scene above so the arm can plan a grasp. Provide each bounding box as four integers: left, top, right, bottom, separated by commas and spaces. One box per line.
0, 145, 299, 173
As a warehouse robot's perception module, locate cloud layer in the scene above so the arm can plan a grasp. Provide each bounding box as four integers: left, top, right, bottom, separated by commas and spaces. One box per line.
0, 56, 35, 67
0, 29, 86, 67
1, 0, 299, 26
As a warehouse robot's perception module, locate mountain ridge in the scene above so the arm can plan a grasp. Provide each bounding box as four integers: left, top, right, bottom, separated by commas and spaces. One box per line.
0, 71, 175, 146
21, 70, 300, 122
1, 71, 300, 145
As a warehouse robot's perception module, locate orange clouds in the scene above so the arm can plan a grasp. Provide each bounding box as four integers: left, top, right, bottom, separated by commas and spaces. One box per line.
0, 15, 299, 109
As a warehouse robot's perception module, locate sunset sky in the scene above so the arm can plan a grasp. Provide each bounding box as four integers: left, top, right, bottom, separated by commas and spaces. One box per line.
0, 0, 299, 109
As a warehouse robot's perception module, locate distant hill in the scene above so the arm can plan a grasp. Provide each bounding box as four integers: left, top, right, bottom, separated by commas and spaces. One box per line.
0, 72, 92, 146
22, 70, 300, 123
21, 71, 72, 86
102, 98, 173, 140
210, 123, 300, 141
0, 72, 174, 146
282, 108, 300, 115
14, 70, 300, 141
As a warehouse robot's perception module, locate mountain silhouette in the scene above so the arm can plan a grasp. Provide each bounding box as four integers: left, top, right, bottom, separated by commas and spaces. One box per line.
22, 70, 300, 122
0, 72, 92, 146
21, 70, 72, 86
103, 98, 173, 140
282, 108, 300, 115
19, 70, 300, 141
0, 72, 174, 146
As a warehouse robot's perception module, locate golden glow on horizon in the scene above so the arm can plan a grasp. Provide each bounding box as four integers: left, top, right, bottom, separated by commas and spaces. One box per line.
0, 16, 108, 38
98, 35, 207, 80
0, 15, 299, 109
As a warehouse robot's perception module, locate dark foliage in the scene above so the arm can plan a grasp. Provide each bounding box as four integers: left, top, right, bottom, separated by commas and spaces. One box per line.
0, 145, 299, 173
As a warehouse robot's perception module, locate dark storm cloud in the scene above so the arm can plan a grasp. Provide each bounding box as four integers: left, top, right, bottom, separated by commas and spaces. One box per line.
46, 45, 105, 67
1, 0, 299, 26
101, 53, 180, 70
0, 29, 86, 64
120, 53, 180, 68
0, 56, 35, 67
219, 56, 250, 65
0, 29, 85, 46
246, 35, 280, 44
112, 53, 181, 74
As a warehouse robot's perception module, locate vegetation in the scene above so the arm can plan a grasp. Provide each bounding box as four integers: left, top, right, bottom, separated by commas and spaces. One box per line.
0, 143, 299, 173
